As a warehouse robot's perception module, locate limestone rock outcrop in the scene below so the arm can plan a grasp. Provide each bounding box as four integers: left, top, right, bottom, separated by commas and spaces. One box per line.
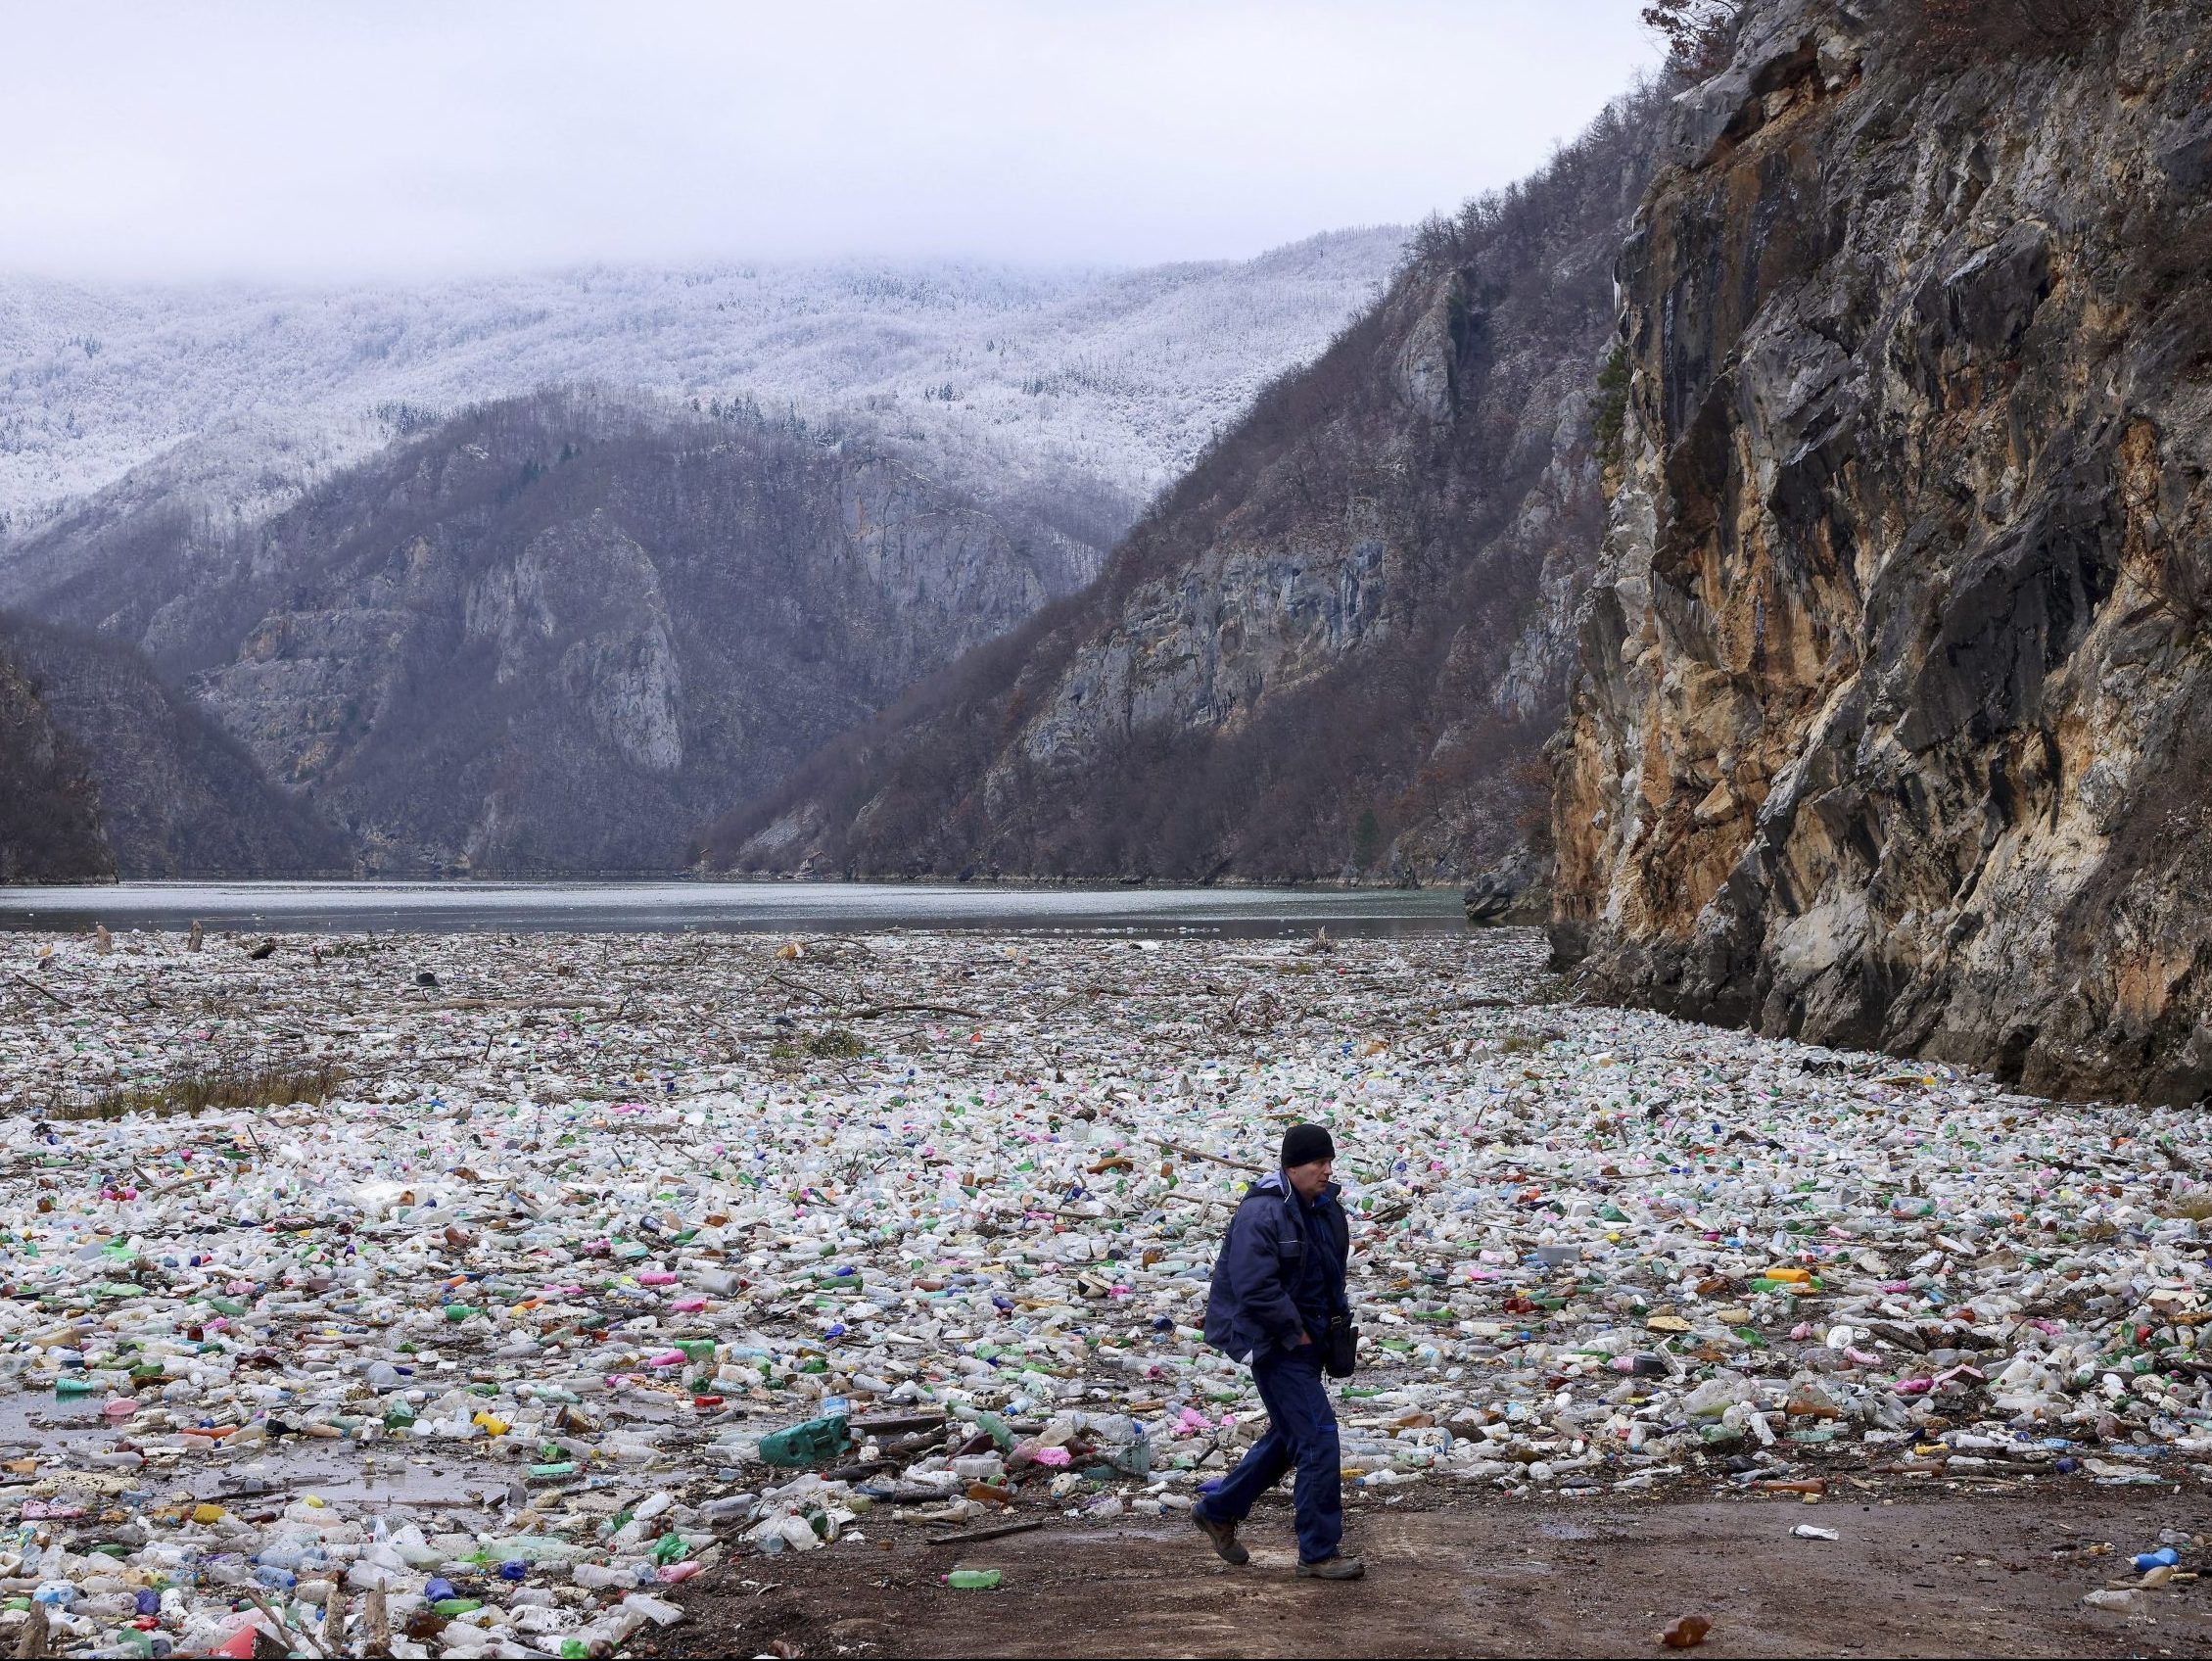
1553, 0, 2212, 1105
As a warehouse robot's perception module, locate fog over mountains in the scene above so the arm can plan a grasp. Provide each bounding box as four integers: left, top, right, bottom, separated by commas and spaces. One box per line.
0, 228, 1405, 545
0, 229, 1407, 876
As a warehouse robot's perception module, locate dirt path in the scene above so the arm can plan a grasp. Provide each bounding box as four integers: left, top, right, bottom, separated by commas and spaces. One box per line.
652, 1491, 2212, 1659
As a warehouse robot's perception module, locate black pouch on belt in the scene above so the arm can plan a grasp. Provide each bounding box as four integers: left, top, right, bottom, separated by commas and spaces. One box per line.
1325, 1313, 1358, 1378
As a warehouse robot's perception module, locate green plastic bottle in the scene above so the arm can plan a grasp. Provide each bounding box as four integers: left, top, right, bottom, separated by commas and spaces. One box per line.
952, 1404, 1015, 1451
757, 1414, 852, 1467
946, 1569, 1002, 1590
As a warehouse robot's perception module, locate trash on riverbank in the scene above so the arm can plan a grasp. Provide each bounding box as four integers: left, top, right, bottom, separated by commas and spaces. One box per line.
0, 924, 2205, 1650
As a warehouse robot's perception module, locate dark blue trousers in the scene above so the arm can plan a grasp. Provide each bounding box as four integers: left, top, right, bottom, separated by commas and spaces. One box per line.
1195, 1345, 1342, 1563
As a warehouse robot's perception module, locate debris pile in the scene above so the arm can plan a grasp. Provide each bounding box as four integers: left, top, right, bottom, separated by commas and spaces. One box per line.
0, 924, 2205, 1649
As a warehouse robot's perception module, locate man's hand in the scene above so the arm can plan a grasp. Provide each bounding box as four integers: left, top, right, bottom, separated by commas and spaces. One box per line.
1292, 1331, 1312, 1347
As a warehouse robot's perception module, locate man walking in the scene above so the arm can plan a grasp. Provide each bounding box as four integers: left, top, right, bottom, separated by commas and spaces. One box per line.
1191, 1122, 1364, 1579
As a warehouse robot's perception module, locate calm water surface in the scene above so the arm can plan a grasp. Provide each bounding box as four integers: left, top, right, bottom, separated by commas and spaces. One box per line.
0, 879, 1470, 938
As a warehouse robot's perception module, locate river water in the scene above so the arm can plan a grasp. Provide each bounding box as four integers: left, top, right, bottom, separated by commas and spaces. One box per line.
0, 878, 1469, 937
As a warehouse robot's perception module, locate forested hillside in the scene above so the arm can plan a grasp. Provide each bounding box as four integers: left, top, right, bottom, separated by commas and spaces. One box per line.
4, 393, 1105, 872
0, 635, 111, 882
707, 90, 1669, 884
0, 614, 347, 876
0, 230, 1403, 558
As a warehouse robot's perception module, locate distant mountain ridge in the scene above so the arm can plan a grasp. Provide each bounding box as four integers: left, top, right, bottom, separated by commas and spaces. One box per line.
0, 230, 1405, 551
705, 94, 1666, 883
2, 392, 1107, 873
0, 233, 1404, 878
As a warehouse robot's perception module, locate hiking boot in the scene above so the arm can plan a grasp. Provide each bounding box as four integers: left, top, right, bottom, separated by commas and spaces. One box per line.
1296, 1554, 1366, 1580
1193, 1510, 1248, 1566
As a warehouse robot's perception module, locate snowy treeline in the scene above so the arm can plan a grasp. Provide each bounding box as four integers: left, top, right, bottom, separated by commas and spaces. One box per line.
0, 228, 1404, 538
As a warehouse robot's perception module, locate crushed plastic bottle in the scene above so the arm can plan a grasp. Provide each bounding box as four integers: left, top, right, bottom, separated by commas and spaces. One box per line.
759, 1414, 855, 1468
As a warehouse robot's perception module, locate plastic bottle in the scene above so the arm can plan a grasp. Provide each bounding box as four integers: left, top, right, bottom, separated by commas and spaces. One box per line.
572, 1563, 644, 1590
622, 1592, 683, 1627
952, 1403, 1015, 1451
757, 1414, 852, 1467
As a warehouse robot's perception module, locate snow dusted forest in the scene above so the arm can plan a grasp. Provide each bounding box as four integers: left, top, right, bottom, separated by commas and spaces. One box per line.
0, 225, 1408, 874
0, 227, 1405, 542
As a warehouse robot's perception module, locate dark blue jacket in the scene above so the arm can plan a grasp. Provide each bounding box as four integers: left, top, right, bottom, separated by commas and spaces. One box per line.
1203, 1171, 1350, 1364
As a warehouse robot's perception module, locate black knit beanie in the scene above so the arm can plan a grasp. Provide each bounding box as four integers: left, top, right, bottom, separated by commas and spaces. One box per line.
1281, 1122, 1336, 1169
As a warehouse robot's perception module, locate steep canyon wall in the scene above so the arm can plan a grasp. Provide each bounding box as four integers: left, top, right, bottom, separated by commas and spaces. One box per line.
1554, 0, 2212, 1104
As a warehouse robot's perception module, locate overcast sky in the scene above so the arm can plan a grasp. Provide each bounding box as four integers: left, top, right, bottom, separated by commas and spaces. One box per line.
4, 2, 1663, 281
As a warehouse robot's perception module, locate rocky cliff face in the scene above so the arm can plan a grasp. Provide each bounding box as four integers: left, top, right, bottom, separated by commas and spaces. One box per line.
1553, 0, 2212, 1104
0, 635, 111, 882
711, 92, 1669, 882
0, 615, 347, 877
3, 393, 1098, 872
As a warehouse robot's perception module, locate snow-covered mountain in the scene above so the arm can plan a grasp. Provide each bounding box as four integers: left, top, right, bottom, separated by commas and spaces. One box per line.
0, 227, 1405, 536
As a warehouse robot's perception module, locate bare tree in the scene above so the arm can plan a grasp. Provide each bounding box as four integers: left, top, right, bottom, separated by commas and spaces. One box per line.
1641, 0, 1746, 75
